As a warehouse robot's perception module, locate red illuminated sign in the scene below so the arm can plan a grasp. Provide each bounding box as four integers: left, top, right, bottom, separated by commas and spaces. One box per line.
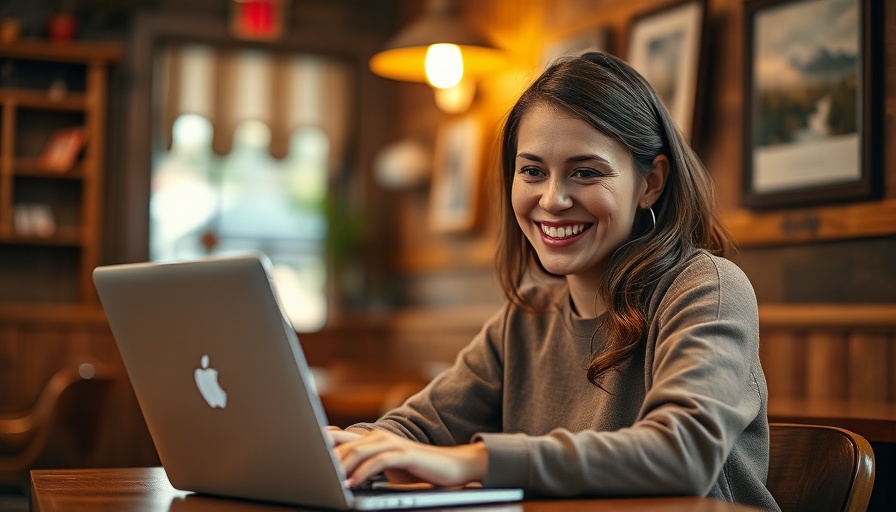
230, 0, 284, 41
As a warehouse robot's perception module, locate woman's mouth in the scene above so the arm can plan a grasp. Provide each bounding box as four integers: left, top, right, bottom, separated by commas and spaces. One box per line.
537, 222, 593, 247
539, 222, 590, 240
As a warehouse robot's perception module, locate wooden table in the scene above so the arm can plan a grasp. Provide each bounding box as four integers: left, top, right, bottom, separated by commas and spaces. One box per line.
30, 467, 764, 511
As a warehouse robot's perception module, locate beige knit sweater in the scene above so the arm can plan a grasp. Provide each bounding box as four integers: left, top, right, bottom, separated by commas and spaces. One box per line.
355, 250, 779, 511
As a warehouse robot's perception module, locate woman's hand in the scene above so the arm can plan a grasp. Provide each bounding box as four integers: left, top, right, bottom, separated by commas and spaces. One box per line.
329, 429, 488, 489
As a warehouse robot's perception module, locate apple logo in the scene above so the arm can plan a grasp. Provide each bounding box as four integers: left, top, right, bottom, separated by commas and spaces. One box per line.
194, 355, 227, 408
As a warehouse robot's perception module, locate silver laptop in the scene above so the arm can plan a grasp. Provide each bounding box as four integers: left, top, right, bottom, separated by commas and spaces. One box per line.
93, 254, 523, 511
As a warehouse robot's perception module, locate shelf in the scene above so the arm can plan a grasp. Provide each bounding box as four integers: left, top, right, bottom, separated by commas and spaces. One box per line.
0, 228, 84, 247
0, 88, 87, 111
0, 39, 119, 307
12, 158, 86, 179
0, 39, 123, 64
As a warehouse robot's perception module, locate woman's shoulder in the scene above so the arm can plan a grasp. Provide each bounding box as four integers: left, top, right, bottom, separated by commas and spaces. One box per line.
671, 249, 751, 287
656, 249, 757, 312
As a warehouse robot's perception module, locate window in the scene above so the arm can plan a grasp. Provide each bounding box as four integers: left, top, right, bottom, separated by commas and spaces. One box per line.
149, 44, 352, 331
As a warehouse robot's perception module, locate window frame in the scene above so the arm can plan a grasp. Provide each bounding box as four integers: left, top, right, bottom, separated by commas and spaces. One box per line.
113, 11, 396, 321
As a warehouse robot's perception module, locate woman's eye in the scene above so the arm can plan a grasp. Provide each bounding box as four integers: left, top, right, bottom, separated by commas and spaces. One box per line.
519, 167, 543, 177
572, 168, 602, 178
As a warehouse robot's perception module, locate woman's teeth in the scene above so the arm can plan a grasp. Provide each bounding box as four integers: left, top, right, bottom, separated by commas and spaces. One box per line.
541, 223, 586, 239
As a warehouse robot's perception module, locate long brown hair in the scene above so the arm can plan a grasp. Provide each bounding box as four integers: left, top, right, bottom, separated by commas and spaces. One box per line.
495, 52, 733, 386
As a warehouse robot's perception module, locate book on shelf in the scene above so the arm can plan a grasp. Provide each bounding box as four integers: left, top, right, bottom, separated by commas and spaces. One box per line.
38, 127, 86, 173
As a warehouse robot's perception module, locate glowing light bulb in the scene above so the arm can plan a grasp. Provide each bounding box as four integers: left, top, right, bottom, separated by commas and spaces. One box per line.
425, 43, 464, 89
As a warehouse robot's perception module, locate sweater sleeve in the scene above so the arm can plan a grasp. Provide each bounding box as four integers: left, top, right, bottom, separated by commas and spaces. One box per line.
476, 255, 763, 497
348, 306, 508, 445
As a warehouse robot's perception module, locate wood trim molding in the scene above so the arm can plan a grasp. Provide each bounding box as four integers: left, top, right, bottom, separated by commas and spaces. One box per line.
4, 302, 891, 335
759, 303, 896, 328
395, 198, 896, 271
395, 236, 497, 273
384, 303, 896, 333
0, 304, 107, 324
723, 199, 896, 248
0, 39, 123, 63
387, 304, 498, 333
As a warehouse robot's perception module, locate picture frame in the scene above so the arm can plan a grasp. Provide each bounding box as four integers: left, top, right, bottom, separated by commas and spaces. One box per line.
626, 0, 707, 143
539, 23, 609, 73
428, 115, 483, 233
38, 127, 85, 173
742, 0, 882, 209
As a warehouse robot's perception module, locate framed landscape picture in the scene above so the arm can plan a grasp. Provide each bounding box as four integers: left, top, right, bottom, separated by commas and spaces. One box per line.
626, 0, 707, 143
742, 0, 882, 209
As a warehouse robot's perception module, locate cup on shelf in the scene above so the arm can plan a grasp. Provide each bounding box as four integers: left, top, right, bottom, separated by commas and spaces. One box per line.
13, 203, 57, 238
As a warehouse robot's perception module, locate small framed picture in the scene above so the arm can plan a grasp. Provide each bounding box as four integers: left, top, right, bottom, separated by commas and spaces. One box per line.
626, 0, 707, 143
742, 0, 882, 209
428, 115, 483, 234
540, 24, 609, 72
38, 127, 86, 173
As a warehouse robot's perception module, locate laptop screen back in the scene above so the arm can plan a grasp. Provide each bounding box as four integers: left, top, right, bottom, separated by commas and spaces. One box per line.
94, 255, 352, 509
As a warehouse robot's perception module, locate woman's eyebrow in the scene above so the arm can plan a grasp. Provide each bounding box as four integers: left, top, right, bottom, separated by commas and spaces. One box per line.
516, 152, 613, 165
566, 153, 613, 165
516, 152, 543, 162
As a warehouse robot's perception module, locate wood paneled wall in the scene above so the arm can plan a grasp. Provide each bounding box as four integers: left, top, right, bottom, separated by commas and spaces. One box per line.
759, 305, 896, 403
0, 307, 113, 410
0, 307, 158, 469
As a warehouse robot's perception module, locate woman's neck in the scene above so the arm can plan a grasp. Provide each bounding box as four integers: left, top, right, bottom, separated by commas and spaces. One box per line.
566, 275, 606, 319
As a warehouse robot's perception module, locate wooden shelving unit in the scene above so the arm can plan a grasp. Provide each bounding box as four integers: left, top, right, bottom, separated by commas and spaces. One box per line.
0, 40, 122, 310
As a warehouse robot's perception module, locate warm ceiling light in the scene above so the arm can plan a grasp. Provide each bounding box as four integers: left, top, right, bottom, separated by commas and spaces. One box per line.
369, 0, 508, 112
425, 43, 463, 88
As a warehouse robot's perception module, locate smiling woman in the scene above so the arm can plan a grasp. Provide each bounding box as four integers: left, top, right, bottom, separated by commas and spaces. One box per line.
329, 51, 780, 511
510, 102, 667, 301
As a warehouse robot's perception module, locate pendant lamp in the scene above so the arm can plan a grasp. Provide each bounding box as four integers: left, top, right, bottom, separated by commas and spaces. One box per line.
369, 0, 508, 113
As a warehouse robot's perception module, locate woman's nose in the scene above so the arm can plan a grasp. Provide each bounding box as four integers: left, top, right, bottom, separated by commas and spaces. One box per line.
539, 179, 573, 212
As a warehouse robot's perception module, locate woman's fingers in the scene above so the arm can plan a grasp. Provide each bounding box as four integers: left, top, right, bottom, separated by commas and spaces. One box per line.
347, 447, 410, 487
334, 430, 400, 483
332, 430, 487, 489
328, 428, 363, 445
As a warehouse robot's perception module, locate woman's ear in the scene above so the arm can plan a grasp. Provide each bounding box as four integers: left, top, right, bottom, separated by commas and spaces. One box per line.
643, 154, 669, 207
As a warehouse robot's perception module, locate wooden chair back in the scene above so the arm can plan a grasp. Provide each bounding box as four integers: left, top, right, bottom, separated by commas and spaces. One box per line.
767, 423, 875, 512
0, 363, 115, 490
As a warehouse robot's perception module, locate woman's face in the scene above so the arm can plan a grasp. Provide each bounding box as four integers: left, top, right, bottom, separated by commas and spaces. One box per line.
511, 103, 647, 282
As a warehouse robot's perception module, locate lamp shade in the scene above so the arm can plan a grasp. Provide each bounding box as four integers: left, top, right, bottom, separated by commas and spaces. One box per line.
369, 0, 507, 83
